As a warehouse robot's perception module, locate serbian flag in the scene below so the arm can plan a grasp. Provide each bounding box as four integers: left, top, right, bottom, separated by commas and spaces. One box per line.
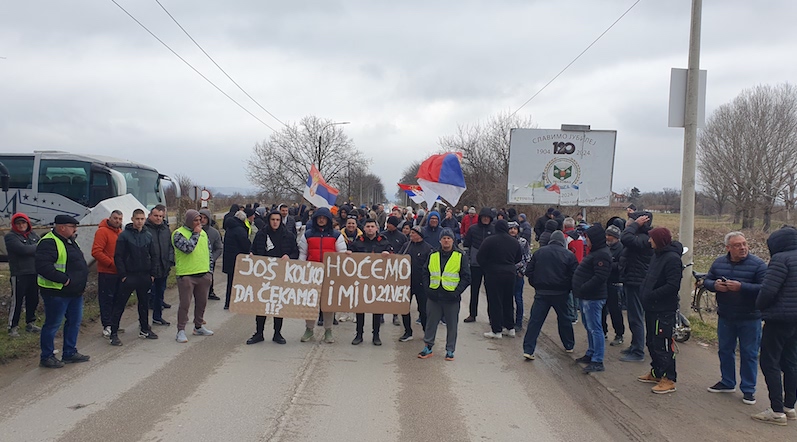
416, 152, 467, 207
398, 183, 441, 205
303, 165, 339, 208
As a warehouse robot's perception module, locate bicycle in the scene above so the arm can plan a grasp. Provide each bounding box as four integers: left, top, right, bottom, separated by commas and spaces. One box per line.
684, 263, 718, 323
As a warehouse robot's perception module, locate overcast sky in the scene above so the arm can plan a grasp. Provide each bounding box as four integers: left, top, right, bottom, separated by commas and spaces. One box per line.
3, 0, 796, 201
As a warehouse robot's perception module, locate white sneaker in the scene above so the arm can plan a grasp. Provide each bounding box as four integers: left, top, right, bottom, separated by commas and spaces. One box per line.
507, 329, 516, 338
176, 330, 188, 343
523, 353, 535, 360
785, 407, 797, 420
102, 326, 111, 338
484, 331, 503, 339
193, 325, 214, 336
751, 408, 787, 426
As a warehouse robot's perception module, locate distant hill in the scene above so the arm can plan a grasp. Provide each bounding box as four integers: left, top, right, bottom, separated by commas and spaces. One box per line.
208, 186, 257, 197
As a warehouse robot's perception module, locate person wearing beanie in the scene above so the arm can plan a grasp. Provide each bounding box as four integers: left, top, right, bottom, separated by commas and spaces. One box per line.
517, 213, 532, 243
172, 209, 215, 343
222, 210, 251, 311
4, 212, 41, 337
398, 225, 433, 342
383, 215, 408, 251
522, 230, 578, 360
440, 208, 461, 244
348, 219, 393, 346
477, 220, 523, 339
199, 210, 224, 301
423, 211, 443, 250
460, 206, 478, 239
462, 207, 495, 322
572, 224, 612, 373
538, 219, 559, 247
637, 227, 683, 394
619, 210, 655, 362
533, 207, 556, 242
243, 208, 257, 240
254, 206, 268, 231
603, 225, 626, 347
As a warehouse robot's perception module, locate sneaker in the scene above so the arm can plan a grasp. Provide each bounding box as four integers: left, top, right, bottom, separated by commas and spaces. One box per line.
162, 302, 171, 309
8, 326, 20, 338
743, 393, 756, 405
333, 317, 339, 325
152, 318, 171, 326
301, 328, 314, 342
373, 334, 382, 346
506, 329, 516, 338
523, 353, 535, 361
515, 324, 523, 332
61, 352, 90, 364
751, 408, 787, 426
176, 330, 188, 343
273, 333, 287, 345
323, 329, 334, 344
415, 318, 422, 325
620, 347, 632, 355
208, 294, 221, 300
637, 372, 661, 384
583, 362, 605, 373
193, 326, 214, 336
139, 329, 159, 340
707, 381, 736, 393
25, 323, 41, 333
398, 333, 413, 342
484, 331, 503, 339
574, 355, 592, 364
102, 326, 112, 338
440, 317, 446, 325
418, 346, 433, 359
565, 348, 574, 353
351, 334, 363, 345
380, 316, 385, 324
652, 377, 677, 394
784, 407, 797, 420
393, 315, 400, 326
317, 318, 323, 326
445, 351, 455, 361
620, 353, 645, 362
571, 318, 578, 325
118, 328, 125, 334
610, 336, 624, 346
40, 355, 64, 369
246, 333, 265, 345
223, 305, 229, 310
110, 334, 122, 346
463, 316, 476, 323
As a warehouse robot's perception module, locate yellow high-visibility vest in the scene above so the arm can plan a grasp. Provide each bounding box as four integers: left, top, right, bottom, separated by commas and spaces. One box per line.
37, 231, 67, 289
172, 226, 210, 276
428, 251, 462, 291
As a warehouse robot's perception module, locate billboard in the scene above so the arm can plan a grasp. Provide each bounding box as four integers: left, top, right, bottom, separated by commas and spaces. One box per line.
507, 128, 616, 206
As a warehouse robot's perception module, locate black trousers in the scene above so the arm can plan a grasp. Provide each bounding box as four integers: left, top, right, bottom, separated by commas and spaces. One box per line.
8, 274, 39, 328
112, 274, 152, 334
98, 272, 120, 328
468, 266, 484, 318
645, 311, 676, 381
760, 321, 797, 412
402, 284, 427, 335
224, 271, 235, 308
484, 270, 515, 333
602, 284, 625, 337
255, 315, 283, 335
356, 313, 383, 335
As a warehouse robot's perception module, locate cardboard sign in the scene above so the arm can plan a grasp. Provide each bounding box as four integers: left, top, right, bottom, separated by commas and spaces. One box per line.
321, 252, 412, 314
229, 254, 324, 320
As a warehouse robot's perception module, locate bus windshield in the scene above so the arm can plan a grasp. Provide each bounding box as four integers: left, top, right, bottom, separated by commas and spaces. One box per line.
112, 166, 162, 208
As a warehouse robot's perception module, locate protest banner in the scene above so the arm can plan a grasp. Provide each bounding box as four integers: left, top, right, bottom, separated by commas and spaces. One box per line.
321, 252, 412, 314
229, 254, 324, 320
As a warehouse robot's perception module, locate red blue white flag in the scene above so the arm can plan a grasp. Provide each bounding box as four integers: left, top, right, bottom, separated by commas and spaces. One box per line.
303, 165, 339, 208
416, 152, 467, 207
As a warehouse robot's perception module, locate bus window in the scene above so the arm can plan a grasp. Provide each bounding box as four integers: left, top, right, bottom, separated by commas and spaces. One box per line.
113, 166, 161, 208
38, 159, 90, 204
89, 170, 115, 207
0, 156, 34, 189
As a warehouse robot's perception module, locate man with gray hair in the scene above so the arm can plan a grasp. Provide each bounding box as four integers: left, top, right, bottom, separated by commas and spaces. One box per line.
703, 231, 767, 405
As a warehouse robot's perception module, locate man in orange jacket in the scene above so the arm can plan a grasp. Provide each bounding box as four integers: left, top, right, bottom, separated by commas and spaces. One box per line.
91, 210, 123, 338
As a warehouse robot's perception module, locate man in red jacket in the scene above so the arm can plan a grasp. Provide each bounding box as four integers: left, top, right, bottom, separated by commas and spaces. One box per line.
91, 210, 123, 338
460, 207, 477, 238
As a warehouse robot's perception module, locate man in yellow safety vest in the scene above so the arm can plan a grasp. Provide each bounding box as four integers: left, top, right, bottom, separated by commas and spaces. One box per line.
172, 210, 214, 343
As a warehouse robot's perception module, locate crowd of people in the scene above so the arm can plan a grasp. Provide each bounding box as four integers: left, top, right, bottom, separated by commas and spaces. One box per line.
4, 201, 796, 425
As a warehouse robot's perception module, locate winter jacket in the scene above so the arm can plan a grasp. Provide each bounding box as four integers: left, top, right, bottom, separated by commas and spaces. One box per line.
251, 224, 299, 259
563, 227, 585, 263
91, 218, 121, 274
282, 215, 298, 237
36, 229, 88, 298
756, 227, 797, 321
460, 213, 478, 237
298, 207, 347, 262
341, 227, 363, 245
144, 219, 174, 278
4, 213, 40, 276
348, 233, 393, 254
515, 236, 531, 274
538, 219, 559, 247
440, 216, 460, 240
201, 221, 223, 265
222, 216, 251, 274
525, 235, 578, 296
533, 214, 550, 241
518, 219, 533, 243
382, 229, 408, 251
476, 220, 522, 274
572, 226, 611, 300
423, 212, 443, 250
422, 249, 472, 303
114, 223, 155, 278
607, 240, 624, 284
620, 213, 654, 286
463, 207, 494, 267
704, 253, 767, 320
639, 241, 683, 313
399, 239, 433, 287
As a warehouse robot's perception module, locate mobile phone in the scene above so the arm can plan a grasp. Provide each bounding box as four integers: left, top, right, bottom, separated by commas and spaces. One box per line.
720, 276, 728, 282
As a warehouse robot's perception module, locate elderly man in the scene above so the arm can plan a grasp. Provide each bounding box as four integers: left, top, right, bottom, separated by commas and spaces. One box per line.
704, 232, 767, 405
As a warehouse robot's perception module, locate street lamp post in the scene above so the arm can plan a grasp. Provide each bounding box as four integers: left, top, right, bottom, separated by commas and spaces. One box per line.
317, 121, 350, 172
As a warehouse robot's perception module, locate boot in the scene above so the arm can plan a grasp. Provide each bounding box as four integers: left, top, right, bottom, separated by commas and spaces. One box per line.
652, 377, 676, 394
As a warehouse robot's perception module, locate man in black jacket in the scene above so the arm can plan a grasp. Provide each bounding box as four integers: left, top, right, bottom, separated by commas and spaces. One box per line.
478, 219, 522, 339
4, 212, 41, 337
418, 228, 471, 361
348, 219, 393, 345
223, 211, 252, 309
246, 210, 299, 346
619, 211, 654, 362
637, 227, 682, 394
572, 225, 612, 373
398, 226, 433, 342
751, 226, 797, 425
112, 209, 157, 345
603, 225, 626, 347
382, 216, 408, 252
462, 207, 494, 322
36, 215, 90, 368
145, 205, 174, 326
522, 231, 577, 360
533, 207, 555, 242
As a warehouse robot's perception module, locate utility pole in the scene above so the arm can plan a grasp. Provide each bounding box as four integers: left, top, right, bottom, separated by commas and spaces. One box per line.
678, 0, 702, 313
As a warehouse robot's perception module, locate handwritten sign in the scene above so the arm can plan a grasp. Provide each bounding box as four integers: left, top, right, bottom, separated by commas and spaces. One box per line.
321, 253, 412, 314
229, 254, 324, 320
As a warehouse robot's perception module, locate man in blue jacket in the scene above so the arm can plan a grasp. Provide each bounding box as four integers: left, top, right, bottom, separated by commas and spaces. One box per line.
704, 232, 767, 405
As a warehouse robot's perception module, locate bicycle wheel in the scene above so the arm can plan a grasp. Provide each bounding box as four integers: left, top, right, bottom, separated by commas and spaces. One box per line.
696, 287, 718, 323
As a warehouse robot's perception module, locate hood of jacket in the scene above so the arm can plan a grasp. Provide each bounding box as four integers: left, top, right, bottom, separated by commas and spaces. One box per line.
478, 207, 494, 225
767, 227, 797, 256
99, 218, 122, 234
312, 207, 334, 231
549, 230, 566, 247
628, 211, 653, 233
10, 213, 32, 235
544, 218, 559, 233
494, 219, 510, 235
656, 240, 684, 257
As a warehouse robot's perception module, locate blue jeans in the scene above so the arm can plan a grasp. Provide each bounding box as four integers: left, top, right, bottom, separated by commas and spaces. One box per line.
40, 295, 83, 360
523, 293, 575, 355
718, 316, 762, 394
513, 275, 524, 328
581, 299, 606, 363
150, 277, 168, 321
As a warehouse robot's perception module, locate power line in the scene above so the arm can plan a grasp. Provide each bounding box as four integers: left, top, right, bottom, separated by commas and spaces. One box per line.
510, 0, 642, 117
153, 0, 287, 127
108, 0, 277, 131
